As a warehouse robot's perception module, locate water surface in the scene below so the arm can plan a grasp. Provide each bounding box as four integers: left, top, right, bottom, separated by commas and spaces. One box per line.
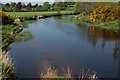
10, 15, 119, 78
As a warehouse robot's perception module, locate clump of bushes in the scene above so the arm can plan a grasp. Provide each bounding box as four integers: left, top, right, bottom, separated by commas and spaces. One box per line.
0, 10, 14, 25
90, 6, 120, 22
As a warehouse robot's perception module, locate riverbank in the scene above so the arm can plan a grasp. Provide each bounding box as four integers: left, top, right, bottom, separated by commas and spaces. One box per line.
7, 11, 74, 20
57, 12, 120, 35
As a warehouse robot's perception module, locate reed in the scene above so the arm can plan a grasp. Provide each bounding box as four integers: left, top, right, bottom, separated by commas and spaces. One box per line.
0, 51, 15, 79
40, 65, 98, 80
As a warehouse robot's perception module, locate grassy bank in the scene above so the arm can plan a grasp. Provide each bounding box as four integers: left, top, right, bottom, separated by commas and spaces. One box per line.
57, 12, 120, 34
7, 11, 74, 18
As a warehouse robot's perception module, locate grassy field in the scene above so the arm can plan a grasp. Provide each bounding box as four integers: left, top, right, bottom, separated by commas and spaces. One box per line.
7, 11, 74, 18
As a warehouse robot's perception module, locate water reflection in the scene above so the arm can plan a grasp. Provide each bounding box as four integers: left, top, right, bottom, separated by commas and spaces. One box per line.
9, 16, 119, 78
77, 25, 120, 59
53, 22, 120, 59
88, 26, 120, 41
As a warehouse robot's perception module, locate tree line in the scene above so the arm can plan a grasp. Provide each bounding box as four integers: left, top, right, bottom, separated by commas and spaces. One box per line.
0, 2, 118, 14
1, 2, 75, 12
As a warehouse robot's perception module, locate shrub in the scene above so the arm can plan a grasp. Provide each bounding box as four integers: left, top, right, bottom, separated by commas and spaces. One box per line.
90, 6, 120, 22
0, 10, 14, 25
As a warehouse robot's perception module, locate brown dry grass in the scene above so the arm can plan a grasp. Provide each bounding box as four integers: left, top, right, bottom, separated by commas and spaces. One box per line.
0, 51, 15, 79
40, 65, 98, 80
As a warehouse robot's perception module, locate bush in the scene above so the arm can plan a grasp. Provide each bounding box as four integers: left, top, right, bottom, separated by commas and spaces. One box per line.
90, 6, 120, 22
0, 10, 14, 25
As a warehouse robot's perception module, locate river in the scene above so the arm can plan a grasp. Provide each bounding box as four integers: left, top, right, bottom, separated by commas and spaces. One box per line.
9, 15, 119, 78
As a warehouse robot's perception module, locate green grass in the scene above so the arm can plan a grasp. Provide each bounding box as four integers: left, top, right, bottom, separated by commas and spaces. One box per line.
7, 11, 74, 18
57, 12, 120, 34
64, 7, 75, 11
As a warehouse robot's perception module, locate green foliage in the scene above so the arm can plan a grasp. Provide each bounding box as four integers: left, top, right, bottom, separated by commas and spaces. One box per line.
2, 25, 19, 50
57, 12, 119, 34
2, 2, 75, 12
14, 31, 34, 42
52, 2, 66, 11
43, 2, 51, 11
74, 2, 118, 14
16, 2, 22, 11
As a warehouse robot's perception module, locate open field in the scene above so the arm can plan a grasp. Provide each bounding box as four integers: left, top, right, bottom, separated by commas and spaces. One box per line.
7, 11, 74, 18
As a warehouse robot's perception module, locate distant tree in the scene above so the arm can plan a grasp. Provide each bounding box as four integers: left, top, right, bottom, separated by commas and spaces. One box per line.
26, 3, 32, 11
33, 3, 38, 8
5, 3, 10, 7
16, 2, 22, 11
22, 3, 26, 8
11, 2, 16, 7
39, 5, 42, 7
43, 2, 51, 11
74, 2, 99, 14
52, 2, 66, 11
64, 2, 75, 7
27, 3, 32, 8
74, 2, 117, 14
52, 2, 65, 15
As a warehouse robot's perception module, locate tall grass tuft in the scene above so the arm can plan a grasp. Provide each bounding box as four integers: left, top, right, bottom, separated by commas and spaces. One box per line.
0, 51, 15, 79
40, 65, 98, 80
40, 65, 59, 78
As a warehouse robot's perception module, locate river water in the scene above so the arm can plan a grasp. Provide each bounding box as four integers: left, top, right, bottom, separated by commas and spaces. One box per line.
10, 15, 120, 78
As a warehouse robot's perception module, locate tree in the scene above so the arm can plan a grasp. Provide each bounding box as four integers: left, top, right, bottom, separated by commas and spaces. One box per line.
5, 3, 10, 7
26, 3, 32, 11
64, 2, 75, 7
52, 2, 64, 15
74, 2, 99, 14
33, 3, 38, 8
52, 2, 66, 11
22, 3, 26, 8
16, 2, 22, 11
27, 3, 32, 8
11, 2, 16, 7
43, 2, 51, 11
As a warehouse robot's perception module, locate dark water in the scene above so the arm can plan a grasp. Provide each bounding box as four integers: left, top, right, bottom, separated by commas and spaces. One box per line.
10, 15, 120, 78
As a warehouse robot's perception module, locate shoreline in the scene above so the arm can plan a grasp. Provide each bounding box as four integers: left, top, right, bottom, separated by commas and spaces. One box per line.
57, 13, 120, 35
6, 11, 75, 20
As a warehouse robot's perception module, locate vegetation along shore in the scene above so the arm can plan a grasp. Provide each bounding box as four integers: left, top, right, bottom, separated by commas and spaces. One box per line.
0, 1, 119, 79
57, 6, 120, 35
